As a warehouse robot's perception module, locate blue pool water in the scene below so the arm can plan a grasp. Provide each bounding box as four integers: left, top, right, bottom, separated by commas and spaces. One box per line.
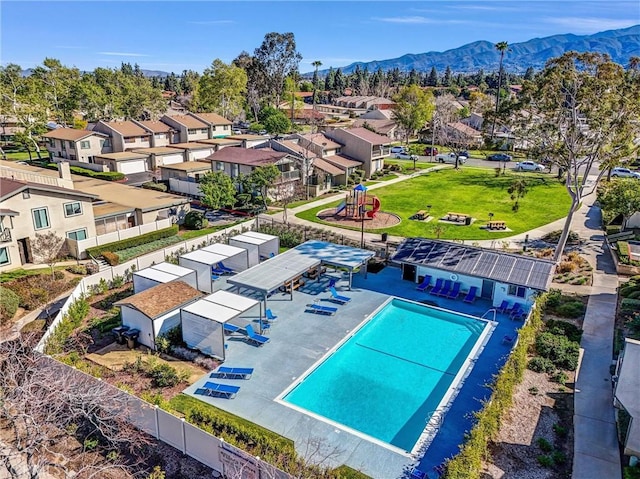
283, 298, 487, 452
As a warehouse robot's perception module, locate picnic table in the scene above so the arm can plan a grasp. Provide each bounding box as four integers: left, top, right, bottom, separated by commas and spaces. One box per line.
445, 212, 470, 223
487, 220, 507, 230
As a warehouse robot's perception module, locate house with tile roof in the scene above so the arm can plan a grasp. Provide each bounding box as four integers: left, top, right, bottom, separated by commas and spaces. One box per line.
204, 147, 300, 185
0, 172, 98, 272
42, 128, 112, 166
324, 127, 390, 178
189, 112, 233, 138
92, 120, 152, 152
160, 114, 210, 143
133, 120, 179, 147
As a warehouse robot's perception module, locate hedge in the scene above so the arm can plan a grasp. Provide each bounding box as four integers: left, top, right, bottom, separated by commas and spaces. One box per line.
0, 285, 20, 325
44, 162, 125, 181
621, 298, 640, 311
444, 294, 547, 479
86, 225, 178, 257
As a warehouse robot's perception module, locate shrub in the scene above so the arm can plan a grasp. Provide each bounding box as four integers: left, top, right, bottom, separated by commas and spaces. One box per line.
551, 451, 567, 465
546, 288, 563, 308
543, 230, 580, 244
537, 455, 554, 467
141, 182, 167, 192
553, 423, 568, 438
537, 437, 553, 452
621, 298, 640, 312
0, 285, 20, 325
528, 356, 555, 373
556, 261, 575, 274
66, 264, 87, 275
546, 319, 583, 342
110, 275, 125, 289
535, 332, 580, 370
184, 210, 208, 230
155, 336, 171, 354
555, 300, 585, 318
86, 225, 178, 257
148, 363, 181, 387
551, 371, 568, 385
627, 291, 640, 300
101, 251, 120, 266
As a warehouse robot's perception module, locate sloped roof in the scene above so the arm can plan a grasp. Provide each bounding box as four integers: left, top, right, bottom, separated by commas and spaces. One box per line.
95, 152, 149, 161
0, 177, 97, 202
104, 121, 149, 137
131, 147, 182, 155
166, 114, 208, 129
159, 161, 211, 172
324, 154, 362, 169
312, 158, 343, 175
447, 121, 483, 137
392, 238, 554, 291
192, 112, 232, 125
115, 281, 202, 319
352, 119, 397, 135
299, 133, 342, 150
346, 127, 392, 145
205, 147, 288, 166
42, 128, 105, 141
137, 120, 175, 133
167, 142, 213, 150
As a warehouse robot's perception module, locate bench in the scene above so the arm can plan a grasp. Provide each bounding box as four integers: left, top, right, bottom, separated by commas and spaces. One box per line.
282, 276, 306, 293
445, 212, 469, 223
608, 230, 634, 242
305, 266, 327, 280
488, 220, 507, 230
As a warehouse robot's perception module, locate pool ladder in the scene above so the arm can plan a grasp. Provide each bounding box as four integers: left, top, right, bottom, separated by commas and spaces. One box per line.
480, 308, 497, 322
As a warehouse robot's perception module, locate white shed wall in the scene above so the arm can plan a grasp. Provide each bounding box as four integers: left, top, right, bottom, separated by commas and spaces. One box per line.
120, 307, 154, 349
181, 310, 225, 358
179, 257, 213, 293
228, 239, 260, 267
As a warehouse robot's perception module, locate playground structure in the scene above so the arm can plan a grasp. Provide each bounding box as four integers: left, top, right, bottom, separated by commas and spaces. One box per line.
335, 184, 381, 220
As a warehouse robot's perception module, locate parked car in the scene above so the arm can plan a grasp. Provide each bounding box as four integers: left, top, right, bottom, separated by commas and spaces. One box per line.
487, 153, 513, 162
515, 160, 546, 172
391, 146, 407, 154
458, 151, 470, 160
435, 152, 467, 164
611, 167, 640, 178
393, 152, 419, 160
424, 146, 439, 156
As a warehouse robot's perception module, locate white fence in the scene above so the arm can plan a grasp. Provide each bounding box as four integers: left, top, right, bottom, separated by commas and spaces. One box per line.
169, 178, 203, 198
67, 218, 174, 259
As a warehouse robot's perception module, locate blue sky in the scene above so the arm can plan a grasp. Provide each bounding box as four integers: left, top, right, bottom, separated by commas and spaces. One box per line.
2, 1, 638, 73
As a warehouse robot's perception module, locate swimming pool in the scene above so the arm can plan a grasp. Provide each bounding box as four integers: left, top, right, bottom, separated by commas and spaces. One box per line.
280, 298, 492, 453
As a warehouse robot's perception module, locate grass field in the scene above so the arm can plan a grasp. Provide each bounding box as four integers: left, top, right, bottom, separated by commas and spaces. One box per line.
296, 168, 571, 240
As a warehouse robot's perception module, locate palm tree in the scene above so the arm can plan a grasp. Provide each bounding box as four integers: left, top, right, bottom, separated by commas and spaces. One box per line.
491, 41, 509, 140
311, 60, 322, 133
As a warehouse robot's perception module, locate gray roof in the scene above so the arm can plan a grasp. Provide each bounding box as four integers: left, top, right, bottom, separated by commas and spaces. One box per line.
227, 240, 374, 294
391, 238, 554, 291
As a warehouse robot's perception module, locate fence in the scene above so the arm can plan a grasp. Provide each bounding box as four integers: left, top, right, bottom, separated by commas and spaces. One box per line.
67, 218, 174, 259
169, 178, 204, 198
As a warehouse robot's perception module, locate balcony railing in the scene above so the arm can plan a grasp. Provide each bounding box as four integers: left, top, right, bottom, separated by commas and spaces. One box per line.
277, 170, 301, 182
0, 228, 11, 243
372, 147, 390, 158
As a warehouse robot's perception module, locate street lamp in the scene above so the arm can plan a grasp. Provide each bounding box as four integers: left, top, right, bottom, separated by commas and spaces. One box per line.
359, 204, 366, 248
489, 212, 494, 221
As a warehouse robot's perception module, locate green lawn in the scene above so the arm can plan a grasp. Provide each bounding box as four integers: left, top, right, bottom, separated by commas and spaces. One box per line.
296, 168, 571, 240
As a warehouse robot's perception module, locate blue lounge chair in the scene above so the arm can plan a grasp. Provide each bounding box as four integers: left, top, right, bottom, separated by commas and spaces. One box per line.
244, 324, 269, 346
463, 286, 478, 303
212, 267, 226, 275
265, 309, 278, 321
195, 381, 240, 399
446, 281, 462, 299
223, 323, 241, 334
497, 300, 510, 313
410, 468, 427, 479
218, 262, 234, 273
430, 278, 445, 296
437, 279, 453, 297
416, 275, 432, 292
307, 304, 338, 316
502, 335, 514, 345
212, 273, 221, 281
211, 367, 254, 379
329, 286, 351, 304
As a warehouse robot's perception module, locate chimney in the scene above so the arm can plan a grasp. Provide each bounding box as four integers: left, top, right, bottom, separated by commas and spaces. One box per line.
57, 161, 73, 188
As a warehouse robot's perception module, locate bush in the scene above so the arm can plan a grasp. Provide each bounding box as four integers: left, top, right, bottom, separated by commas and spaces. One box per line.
86, 225, 179, 257
101, 251, 120, 266
43, 163, 127, 181
553, 423, 568, 438
537, 437, 553, 452
66, 264, 87, 275
552, 371, 569, 385
621, 298, 640, 312
556, 261, 575, 274
551, 451, 567, 465
555, 300, 585, 318
0, 285, 20, 325
535, 332, 580, 370
148, 363, 181, 388
546, 288, 563, 308
537, 455, 554, 467
528, 356, 555, 373
184, 210, 208, 230
141, 182, 167, 192
542, 230, 580, 244
546, 319, 583, 342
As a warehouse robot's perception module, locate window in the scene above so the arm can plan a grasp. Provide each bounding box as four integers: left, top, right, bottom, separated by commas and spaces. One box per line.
100, 139, 111, 148
0, 247, 9, 266
200, 128, 208, 134
508, 285, 526, 298
70, 154, 77, 161
68, 141, 75, 150
80, 140, 90, 149
223, 125, 230, 130
232, 164, 239, 177
188, 129, 197, 135
216, 161, 224, 171
155, 133, 165, 139
32, 207, 50, 230
64, 201, 82, 217
22, 191, 30, 199
66, 229, 87, 241
124, 137, 136, 143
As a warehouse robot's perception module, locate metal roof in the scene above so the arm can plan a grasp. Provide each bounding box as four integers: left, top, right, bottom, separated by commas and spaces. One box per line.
134, 268, 178, 283
226, 240, 374, 294
150, 262, 194, 277
392, 238, 554, 291
202, 243, 249, 258
182, 290, 260, 324
180, 249, 227, 265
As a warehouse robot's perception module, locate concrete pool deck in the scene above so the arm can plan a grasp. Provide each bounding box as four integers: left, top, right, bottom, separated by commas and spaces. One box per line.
182, 266, 526, 478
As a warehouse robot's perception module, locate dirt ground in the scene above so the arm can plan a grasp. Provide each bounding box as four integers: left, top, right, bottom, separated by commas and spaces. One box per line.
317, 208, 401, 229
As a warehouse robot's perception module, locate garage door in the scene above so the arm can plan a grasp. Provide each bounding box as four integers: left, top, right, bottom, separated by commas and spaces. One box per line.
119, 160, 147, 174
192, 149, 212, 160
160, 153, 184, 166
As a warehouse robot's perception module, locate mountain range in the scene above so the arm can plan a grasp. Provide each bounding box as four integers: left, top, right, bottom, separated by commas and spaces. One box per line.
319, 25, 640, 75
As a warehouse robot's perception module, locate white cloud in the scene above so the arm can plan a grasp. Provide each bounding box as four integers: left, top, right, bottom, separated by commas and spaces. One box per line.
187, 20, 235, 25
97, 52, 150, 57
373, 15, 436, 24
544, 17, 638, 33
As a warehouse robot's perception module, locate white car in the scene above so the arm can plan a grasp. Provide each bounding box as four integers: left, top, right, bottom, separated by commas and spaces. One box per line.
515, 160, 546, 172
393, 152, 419, 160
611, 167, 640, 178
435, 152, 467, 164
390, 146, 408, 154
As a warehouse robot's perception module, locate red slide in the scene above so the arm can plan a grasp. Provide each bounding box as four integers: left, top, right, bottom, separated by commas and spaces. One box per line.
366, 197, 381, 218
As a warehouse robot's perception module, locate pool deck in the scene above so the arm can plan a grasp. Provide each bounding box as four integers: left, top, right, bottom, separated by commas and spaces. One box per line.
182, 266, 526, 479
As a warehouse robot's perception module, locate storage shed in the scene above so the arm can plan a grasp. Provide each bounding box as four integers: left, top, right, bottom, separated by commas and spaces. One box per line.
115, 281, 202, 350
132, 262, 197, 294
178, 249, 228, 293
229, 231, 279, 267
201, 243, 250, 272
181, 290, 261, 359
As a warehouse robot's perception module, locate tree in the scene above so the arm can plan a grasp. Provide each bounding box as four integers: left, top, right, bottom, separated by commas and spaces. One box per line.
30, 232, 66, 277
509, 52, 640, 260
198, 171, 236, 210
31, 58, 81, 126
507, 177, 528, 211
434, 93, 471, 169
253, 32, 302, 107
193, 59, 247, 119
311, 60, 322, 132
249, 164, 280, 209
391, 85, 435, 145
259, 106, 291, 135
491, 41, 509, 139
597, 179, 640, 228
427, 67, 439, 87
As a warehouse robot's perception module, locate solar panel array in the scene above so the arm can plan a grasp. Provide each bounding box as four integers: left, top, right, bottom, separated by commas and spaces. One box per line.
392, 238, 554, 290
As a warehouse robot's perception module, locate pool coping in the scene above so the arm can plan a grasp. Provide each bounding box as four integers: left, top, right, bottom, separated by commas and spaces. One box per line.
274, 296, 497, 457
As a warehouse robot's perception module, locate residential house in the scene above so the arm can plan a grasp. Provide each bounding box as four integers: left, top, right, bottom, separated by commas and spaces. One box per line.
439, 122, 484, 148
134, 120, 178, 146
93, 152, 150, 174
228, 134, 269, 149
189, 112, 233, 138
92, 120, 152, 152
0, 115, 25, 142
159, 161, 211, 181
194, 137, 243, 152
167, 142, 215, 161
0, 171, 97, 271
461, 112, 484, 132
324, 127, 390, 178
131, 147, 185, 170
42, 128, 112, 167
614, 338, 640, 458
160, 114, 210, 143
290, 133, 358, 186
333, 96, 396, 111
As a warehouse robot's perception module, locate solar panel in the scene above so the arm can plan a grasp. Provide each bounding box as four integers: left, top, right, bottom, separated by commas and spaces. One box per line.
440, 245, 464, 268
529, 261, 554, 289
492, 255, 515, 282
510, 258, 535, 285
455, 249, 482, 272
472, 252, 499, 277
